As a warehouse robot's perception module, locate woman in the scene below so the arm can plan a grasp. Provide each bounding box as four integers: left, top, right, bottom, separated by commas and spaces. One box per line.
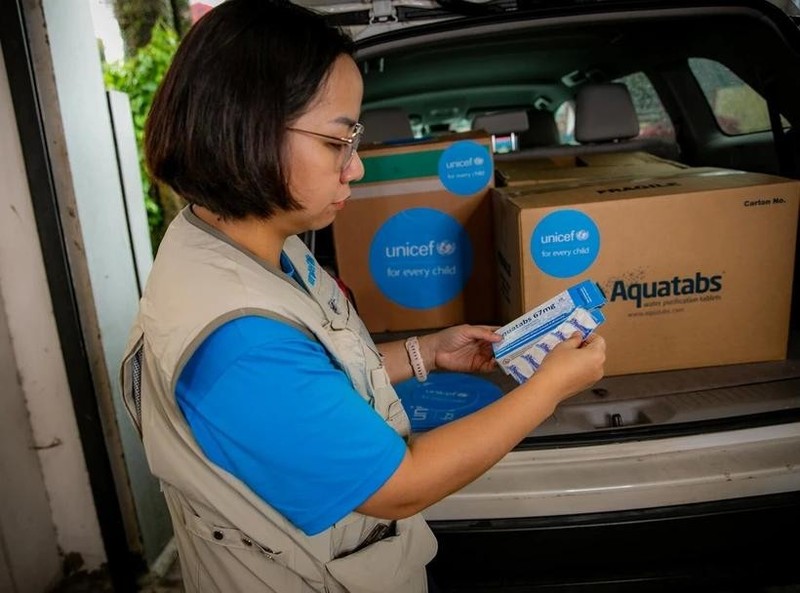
120, 1, 606, 591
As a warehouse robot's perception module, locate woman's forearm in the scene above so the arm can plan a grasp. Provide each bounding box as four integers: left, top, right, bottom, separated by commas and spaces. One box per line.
377, 334, 436, 383
359, 334, 605, 519
357, 371, 561, 519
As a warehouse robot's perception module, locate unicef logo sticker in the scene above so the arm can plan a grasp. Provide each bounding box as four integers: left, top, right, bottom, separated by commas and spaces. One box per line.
369, 208, 473, 309
438, 141, 493, 196
530, 209, 600, 278
395, 372, 503, 431
436, 241, 456, 256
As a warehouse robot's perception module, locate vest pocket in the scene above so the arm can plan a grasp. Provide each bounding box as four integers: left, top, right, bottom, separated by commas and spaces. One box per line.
323, 513, 437, 593
185, 509, 283, 560
120, 334, 145, 437
325, 326, 372, 401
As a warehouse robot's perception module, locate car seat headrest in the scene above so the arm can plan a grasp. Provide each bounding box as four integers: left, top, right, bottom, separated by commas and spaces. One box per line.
472, 110, 529, 136
574, 83, 640, 143
360, 107, 414, 144
518, 109, 560, 148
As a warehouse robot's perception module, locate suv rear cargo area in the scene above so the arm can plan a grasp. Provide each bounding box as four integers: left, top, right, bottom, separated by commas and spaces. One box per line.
311, 1, 800, 588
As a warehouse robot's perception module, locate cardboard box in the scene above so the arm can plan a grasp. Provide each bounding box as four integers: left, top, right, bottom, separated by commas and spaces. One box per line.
333, 132, 496, 332
493, 168, 800, 376
496, 151, 688, 187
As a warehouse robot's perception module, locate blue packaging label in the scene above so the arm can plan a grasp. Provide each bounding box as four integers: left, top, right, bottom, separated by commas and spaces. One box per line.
438, 141, 493, 196
492, 279, 607, 384
494, 279, 606, 359
530, 209, 600, 278
395, 372, 503, 431
369, 208, 473, 309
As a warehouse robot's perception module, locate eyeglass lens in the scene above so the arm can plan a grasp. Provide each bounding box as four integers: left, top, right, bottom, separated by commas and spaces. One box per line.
341, 124, 364, 172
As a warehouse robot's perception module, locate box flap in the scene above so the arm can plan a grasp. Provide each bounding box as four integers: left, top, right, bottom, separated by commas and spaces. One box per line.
356, 131, 492, 186
499, 168, 799, 209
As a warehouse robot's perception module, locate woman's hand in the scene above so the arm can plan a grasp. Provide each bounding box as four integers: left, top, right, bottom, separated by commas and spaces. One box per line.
532, 333, 606, 405
422, 325, 503, 374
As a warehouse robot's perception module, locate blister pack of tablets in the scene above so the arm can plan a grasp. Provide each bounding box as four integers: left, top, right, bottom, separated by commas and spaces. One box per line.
493, 280, 607, 384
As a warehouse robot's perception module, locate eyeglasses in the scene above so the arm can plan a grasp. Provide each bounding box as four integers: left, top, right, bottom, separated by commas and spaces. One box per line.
287, 122, 365, 172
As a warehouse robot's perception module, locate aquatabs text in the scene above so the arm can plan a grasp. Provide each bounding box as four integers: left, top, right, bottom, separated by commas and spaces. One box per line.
502, 302, 557, 335
610, 272, 722, 308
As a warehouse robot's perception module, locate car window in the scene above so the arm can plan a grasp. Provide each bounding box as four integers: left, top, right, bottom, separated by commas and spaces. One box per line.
614, 71, 676, 141
688, 57, 790, 135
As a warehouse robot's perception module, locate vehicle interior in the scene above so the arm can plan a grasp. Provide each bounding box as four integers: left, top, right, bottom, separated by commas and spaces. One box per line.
310, 4, 800, 447
356, 10, 798, 172
211, 0, 800, 586
321, 9, 800, 585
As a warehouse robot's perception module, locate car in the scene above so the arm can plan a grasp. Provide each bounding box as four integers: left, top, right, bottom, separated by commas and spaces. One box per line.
304, 0, 800, 590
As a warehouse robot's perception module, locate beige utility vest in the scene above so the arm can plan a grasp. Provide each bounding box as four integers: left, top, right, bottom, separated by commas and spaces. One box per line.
120, 208, 437, 593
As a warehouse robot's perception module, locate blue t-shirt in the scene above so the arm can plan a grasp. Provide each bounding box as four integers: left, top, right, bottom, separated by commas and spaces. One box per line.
175, 300, 406, 536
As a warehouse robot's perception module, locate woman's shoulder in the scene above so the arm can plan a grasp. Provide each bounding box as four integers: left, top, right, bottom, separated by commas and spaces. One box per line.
206, 316, 313, 348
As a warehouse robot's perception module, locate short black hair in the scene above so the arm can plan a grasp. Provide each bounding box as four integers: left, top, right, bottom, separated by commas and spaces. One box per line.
145, 0, 355, 219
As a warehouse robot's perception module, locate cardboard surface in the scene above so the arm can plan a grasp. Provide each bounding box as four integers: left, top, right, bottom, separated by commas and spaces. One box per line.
493, 168, 800, 376
496, 151, 688, 187
333, 132, 496, 332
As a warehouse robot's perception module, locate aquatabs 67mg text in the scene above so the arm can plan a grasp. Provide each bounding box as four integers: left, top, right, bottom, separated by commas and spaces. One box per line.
493, 280, 607, 384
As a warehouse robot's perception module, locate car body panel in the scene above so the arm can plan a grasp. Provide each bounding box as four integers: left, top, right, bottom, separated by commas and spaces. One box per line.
424, 422, 800, 520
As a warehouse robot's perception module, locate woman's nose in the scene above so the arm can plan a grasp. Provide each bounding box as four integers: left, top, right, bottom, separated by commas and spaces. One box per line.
342, 152, 365, 184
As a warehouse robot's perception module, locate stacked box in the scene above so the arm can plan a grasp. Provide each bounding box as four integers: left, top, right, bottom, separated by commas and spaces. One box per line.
496, 151, 687, 187
493, 168, 800, 376
333, 132, 496, 332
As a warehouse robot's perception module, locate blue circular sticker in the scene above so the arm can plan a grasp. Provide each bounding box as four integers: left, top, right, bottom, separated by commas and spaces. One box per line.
369, 208, 473, 309
395, 372, 503, 432
438, 141, 493, 196
530, 209, 600, 278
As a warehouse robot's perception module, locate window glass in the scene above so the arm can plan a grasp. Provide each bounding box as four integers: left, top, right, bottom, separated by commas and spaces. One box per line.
688, 57, 789, 135
615, 72, 676, 141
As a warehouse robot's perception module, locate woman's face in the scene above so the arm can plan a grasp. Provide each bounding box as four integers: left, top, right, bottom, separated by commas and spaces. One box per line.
282, 55, 365, 233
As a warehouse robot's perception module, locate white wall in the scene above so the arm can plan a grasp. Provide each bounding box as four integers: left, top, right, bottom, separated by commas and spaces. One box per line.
1, 0, 176, 580
28, 0, 171, 566
0, 42, 104, 586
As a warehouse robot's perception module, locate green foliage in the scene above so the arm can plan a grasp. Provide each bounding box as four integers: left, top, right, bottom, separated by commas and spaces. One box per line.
103, 22, 179, 246
113, 0, 167, 57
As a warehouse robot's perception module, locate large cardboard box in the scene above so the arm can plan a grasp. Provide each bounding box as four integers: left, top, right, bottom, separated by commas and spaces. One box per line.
496, 151, 688, 187
333, 132, 496, 332
493, 168, 800, 376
